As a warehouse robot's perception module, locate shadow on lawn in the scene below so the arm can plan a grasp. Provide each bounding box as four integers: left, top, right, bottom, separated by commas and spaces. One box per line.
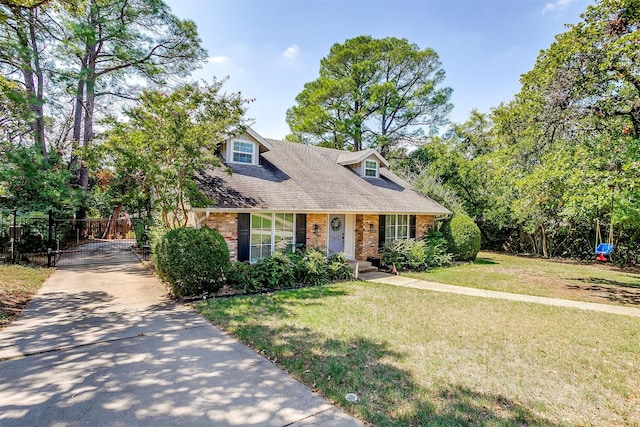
196, 285, 350, 325
567, 277, 640, 305
474, 257, 499, 265
202, 289, 559, 427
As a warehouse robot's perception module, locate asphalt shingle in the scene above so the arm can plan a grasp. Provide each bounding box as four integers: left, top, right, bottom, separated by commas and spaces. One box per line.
195, 139, 450, 215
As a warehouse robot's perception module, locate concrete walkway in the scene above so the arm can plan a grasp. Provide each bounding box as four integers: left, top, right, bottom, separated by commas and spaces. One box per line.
361, 272, 640, 318
0, 253, 363, 426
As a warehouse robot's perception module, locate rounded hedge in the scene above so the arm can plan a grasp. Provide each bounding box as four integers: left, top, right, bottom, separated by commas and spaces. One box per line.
155, 227, 230, 298
441, 215, 481, 261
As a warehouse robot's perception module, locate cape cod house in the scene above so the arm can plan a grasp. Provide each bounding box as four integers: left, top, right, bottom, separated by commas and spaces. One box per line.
192, 128, 450, 263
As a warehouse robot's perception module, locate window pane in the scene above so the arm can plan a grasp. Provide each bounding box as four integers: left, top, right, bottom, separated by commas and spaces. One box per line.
385, 215, 396, 227
233, 141, 254, 153
365, 160, 377, 176
399, 225, 408, 239
233, 141, 254, 164
233, 152, 253, 164
398, 215, 407, 226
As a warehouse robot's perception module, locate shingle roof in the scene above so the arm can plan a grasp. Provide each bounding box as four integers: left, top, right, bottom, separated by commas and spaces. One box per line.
195, 139, 450, 215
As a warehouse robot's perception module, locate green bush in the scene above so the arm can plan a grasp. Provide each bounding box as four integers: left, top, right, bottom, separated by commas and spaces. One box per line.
253, 251, 297, 290
295, 247, 330, 286
441, 215, 481, 261
328, 251, 353, 281
226, 261, 260, 293
225, 248, 354, 293
154, 227, 230, 298
382, 235, 451, 271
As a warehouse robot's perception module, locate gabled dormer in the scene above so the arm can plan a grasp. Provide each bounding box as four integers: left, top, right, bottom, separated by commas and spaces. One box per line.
221, 127, 273, 166
336, 149, 390, 178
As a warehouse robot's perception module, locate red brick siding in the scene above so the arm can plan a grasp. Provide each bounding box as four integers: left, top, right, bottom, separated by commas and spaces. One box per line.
355, 214, 379, 260
202, 213, 238, 262
415, 215, 435, 240
306, 213, 327, 250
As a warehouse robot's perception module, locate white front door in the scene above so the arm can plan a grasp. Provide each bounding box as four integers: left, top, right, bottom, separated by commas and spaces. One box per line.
328, 214, 345, 254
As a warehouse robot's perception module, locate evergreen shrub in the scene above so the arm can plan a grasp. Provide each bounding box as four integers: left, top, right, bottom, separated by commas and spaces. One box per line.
441, 215, 481, 261
154, 227, 230, 298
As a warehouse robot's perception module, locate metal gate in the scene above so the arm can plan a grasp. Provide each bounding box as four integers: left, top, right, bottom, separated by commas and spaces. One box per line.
1, 210, 140, 267
50, 217, 136, 266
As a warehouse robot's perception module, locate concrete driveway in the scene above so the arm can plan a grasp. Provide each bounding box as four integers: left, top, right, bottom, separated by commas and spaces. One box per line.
0, 253, 363, 426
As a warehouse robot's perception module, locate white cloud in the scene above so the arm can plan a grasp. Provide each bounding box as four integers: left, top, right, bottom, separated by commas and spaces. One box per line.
542, 0, 576, 15
208, 55, 229, 64
281, 44, 300, 63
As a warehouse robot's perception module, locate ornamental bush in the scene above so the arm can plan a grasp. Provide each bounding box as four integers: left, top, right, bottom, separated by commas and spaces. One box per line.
225, 248, 353, 293
381, 235, 451, 271
154, 227, 230, 298
226, 261, 260, 293
253, 250, 297, 290
441, 214, 481, 261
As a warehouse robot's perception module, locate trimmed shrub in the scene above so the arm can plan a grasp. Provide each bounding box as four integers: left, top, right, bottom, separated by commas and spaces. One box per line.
441, 214, 481, 261
382, 235, 451, 271
154, 227, 230, 298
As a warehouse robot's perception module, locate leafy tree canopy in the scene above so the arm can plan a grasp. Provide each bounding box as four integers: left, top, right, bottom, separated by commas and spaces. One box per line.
90, 79, 247, 228
286, 35, 452, 155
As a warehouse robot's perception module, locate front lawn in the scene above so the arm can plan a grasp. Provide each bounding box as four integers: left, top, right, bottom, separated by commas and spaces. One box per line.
0, 264, 51, 329
196, 282, 640, 426
405, 251, 640, 306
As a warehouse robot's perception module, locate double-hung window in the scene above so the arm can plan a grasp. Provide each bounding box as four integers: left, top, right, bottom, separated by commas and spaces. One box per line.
364, 159, 378, 177
385, 214, 409, 243
250, 213, 294, 262
232, 140, 254, 164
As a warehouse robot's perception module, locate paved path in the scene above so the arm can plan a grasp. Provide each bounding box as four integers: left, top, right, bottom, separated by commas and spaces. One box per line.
0, 253, 363, 427
361, 272, 640, 318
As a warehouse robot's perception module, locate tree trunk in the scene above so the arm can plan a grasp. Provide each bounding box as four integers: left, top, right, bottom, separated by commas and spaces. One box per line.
540, 223, 548, 258
28, 8, 47, 166
79, 48, 96, 191
15, 6, 47, 166
102, 203, 122, 239
70, 78, 85, 173
630, 107, 640, 139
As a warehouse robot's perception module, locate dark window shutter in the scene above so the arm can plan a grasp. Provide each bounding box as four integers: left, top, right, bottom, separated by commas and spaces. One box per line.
295, 214, 307, 249
378, 215, 386, 249
409, 215, 416, 239
237, 213, 250, 262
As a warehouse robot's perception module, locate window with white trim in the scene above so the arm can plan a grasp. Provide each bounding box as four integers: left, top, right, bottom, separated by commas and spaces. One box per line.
364, 159, 378, 177
232, 140, 255, 164
385, 214, 408, 243
250, 213, 294, 262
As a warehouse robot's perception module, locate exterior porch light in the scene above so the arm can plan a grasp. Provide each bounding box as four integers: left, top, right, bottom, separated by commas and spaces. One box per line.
369, 223, 375, 232
313, 224, 320, 235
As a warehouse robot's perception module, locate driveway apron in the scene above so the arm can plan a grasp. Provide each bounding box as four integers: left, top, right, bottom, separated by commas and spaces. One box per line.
0, 251, 363, 427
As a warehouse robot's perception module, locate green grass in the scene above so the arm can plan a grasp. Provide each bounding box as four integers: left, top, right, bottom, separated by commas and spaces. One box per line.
196, 282, 640, 426
405, 251, 640, 306
0, 264, 51, 328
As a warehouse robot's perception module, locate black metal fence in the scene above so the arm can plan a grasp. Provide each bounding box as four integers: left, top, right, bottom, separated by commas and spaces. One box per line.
0, 209, 142, 267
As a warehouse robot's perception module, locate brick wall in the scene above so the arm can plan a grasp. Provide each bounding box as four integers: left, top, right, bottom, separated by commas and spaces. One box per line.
202, 212, 238, 262
306, 213, 327, 250
415, 215, 436, 240
355, 214, 379, 260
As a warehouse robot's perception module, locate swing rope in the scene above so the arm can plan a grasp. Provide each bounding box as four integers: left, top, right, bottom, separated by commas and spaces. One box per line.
595, 186, 615, 259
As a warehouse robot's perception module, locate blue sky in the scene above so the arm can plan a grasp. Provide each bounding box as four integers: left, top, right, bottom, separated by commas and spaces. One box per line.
164, 0, 592, 139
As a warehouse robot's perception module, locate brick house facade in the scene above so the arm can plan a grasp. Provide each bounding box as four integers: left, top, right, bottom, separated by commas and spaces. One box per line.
193, 128, 450, 263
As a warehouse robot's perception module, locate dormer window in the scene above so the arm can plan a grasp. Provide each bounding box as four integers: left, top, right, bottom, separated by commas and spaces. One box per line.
364, 159, 378, 177
232, 140, 255, 164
